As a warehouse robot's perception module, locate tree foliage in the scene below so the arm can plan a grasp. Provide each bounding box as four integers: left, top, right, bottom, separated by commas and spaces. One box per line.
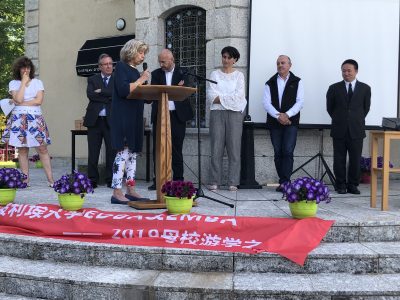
0, 0, 24, 98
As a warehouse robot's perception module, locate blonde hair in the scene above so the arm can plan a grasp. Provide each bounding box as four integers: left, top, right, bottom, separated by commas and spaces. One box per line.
120, 39, 149, 63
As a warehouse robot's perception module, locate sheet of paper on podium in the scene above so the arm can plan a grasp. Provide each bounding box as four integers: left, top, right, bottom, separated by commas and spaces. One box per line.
127, 85, 196, 101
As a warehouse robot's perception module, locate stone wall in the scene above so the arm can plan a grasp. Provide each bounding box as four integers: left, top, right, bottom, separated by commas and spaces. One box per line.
26, 0, 396, 185
25, 0, 39, 75
133, 0, 330, 185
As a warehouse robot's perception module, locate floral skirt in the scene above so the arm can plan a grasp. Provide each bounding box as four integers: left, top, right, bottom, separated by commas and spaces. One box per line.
1, 113, 51, 147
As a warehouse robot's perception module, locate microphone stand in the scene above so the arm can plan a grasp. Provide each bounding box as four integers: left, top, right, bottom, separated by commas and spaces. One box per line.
185, 71, 234, 208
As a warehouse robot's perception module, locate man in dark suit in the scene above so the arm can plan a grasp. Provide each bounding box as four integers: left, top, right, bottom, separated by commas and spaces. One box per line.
263, 55, 304, 191
83, 53, 115, 188
148, 49, 194, 190
327, 59, 371, 194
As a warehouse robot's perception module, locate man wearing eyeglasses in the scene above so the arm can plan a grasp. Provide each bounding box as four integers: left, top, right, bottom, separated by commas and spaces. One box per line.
83, 53, 115, 188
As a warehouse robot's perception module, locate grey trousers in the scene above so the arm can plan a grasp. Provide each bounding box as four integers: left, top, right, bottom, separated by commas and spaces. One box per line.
209, 110, 244, 186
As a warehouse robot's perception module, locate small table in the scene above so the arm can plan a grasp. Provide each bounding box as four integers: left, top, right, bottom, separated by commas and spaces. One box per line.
370, 130, 400, 210
71, 129, 151, 181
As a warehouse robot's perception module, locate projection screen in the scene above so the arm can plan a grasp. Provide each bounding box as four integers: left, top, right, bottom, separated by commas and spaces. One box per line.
248, 0, 400, 126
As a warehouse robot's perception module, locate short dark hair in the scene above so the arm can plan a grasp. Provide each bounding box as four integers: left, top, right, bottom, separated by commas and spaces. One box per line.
12, 56, 35, 80
341, 59, 358, 71
221, 46, 240, 62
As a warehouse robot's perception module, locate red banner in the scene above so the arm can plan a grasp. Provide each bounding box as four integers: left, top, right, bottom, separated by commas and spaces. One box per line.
0, 203, 334, 265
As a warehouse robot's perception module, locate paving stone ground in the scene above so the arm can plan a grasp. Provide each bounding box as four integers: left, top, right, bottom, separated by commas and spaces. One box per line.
1, 164, 399, 299
16, 164, 400, 221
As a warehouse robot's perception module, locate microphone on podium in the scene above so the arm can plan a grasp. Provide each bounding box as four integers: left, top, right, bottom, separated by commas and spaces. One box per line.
142, 62, 148, 85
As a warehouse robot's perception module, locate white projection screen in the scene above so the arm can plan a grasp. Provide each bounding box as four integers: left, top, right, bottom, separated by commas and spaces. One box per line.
248, 0, 400, 126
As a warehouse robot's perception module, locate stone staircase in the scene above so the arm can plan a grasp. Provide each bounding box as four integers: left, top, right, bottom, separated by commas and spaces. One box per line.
0, 219, 399, 299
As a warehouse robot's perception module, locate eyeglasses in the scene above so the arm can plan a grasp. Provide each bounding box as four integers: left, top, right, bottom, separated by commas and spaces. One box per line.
100, 63, 113, 66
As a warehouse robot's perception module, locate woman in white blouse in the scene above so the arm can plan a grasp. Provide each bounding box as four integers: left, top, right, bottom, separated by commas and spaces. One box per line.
206, 46, 247, 191
2, 56, 54, 186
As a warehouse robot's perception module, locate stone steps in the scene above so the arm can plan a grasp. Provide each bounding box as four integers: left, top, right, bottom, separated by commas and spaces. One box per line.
1, 218, 399, 299
0, 233, 399, 275
0, 256, 400, 299
0, 294, 41, 300
325, 221, 400, 243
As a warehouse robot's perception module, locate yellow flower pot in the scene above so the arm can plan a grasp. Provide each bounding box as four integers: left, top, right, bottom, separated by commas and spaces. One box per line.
165, 195, 194, 214
0, 188, 17, 206
0, 161, 17, 168
289, 200, 318, 219
58, 193, 85, 211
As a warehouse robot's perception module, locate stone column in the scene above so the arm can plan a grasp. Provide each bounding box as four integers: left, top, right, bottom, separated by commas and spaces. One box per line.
25, 0, 40, 75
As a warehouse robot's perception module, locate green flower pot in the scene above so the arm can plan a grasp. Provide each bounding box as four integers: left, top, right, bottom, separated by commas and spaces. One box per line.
0, 161, 17, 168
0, 188, 17, 206
35, 161, 43, 168
58, 193, 85, 211
289, 200, 318, 219
165, 195, 194, 214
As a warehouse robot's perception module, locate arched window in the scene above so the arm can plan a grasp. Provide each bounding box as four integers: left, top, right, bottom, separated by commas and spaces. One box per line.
165, 7, 206, 128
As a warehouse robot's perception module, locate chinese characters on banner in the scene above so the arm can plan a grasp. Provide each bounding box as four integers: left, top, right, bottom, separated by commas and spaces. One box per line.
0, 204, 334, 265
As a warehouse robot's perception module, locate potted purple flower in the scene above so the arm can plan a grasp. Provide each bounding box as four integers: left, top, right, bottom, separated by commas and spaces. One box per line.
282, 177, 331, 219
29, 154, 52, 168
29, 154, 42, 168
0, 168, 28, 205
360, 156, 372, 174
161, 180, 197, 214
360, 156, 393, 184
53, 171, 94, 210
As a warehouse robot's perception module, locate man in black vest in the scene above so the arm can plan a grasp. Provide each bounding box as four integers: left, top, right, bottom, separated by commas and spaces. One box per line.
326, 59, 371, 194
83, 53, 115, 188
263, 55, 304, 191
148, 49, 194, 190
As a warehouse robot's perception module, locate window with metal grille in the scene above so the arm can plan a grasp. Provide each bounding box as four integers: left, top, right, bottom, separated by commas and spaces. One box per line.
165, 7, 206, 128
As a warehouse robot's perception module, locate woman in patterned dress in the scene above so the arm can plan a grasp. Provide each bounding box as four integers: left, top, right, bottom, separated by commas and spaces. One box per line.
2, 56, 54, 186
110, 39, 150, 204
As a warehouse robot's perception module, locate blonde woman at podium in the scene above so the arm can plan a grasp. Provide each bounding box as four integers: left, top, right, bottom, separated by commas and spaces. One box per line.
206, 46, 247, 192
109, 39, 151, 205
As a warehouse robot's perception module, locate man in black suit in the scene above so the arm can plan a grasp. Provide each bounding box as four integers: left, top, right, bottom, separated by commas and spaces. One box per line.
83, 53, 115, 188
327, 59, 371, 194
148, 49, 194, 190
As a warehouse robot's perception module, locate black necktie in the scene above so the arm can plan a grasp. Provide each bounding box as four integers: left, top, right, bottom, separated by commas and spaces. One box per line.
348, 82, 353, 100
103, 76, 108, 87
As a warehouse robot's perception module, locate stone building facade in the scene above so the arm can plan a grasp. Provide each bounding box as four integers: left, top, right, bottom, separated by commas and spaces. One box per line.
25, 0, 381, 185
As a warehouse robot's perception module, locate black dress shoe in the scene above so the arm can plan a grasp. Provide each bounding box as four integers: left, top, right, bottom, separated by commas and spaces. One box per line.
91, 182, 98, 189
125, 194, 150, 202
148, 183, 156, 191
347, 186, 361, 194
337, 188, 347, 194
110, 196, 129, 205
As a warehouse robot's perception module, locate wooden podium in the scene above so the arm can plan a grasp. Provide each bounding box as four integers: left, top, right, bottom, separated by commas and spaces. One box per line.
127, 85, 196, 209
